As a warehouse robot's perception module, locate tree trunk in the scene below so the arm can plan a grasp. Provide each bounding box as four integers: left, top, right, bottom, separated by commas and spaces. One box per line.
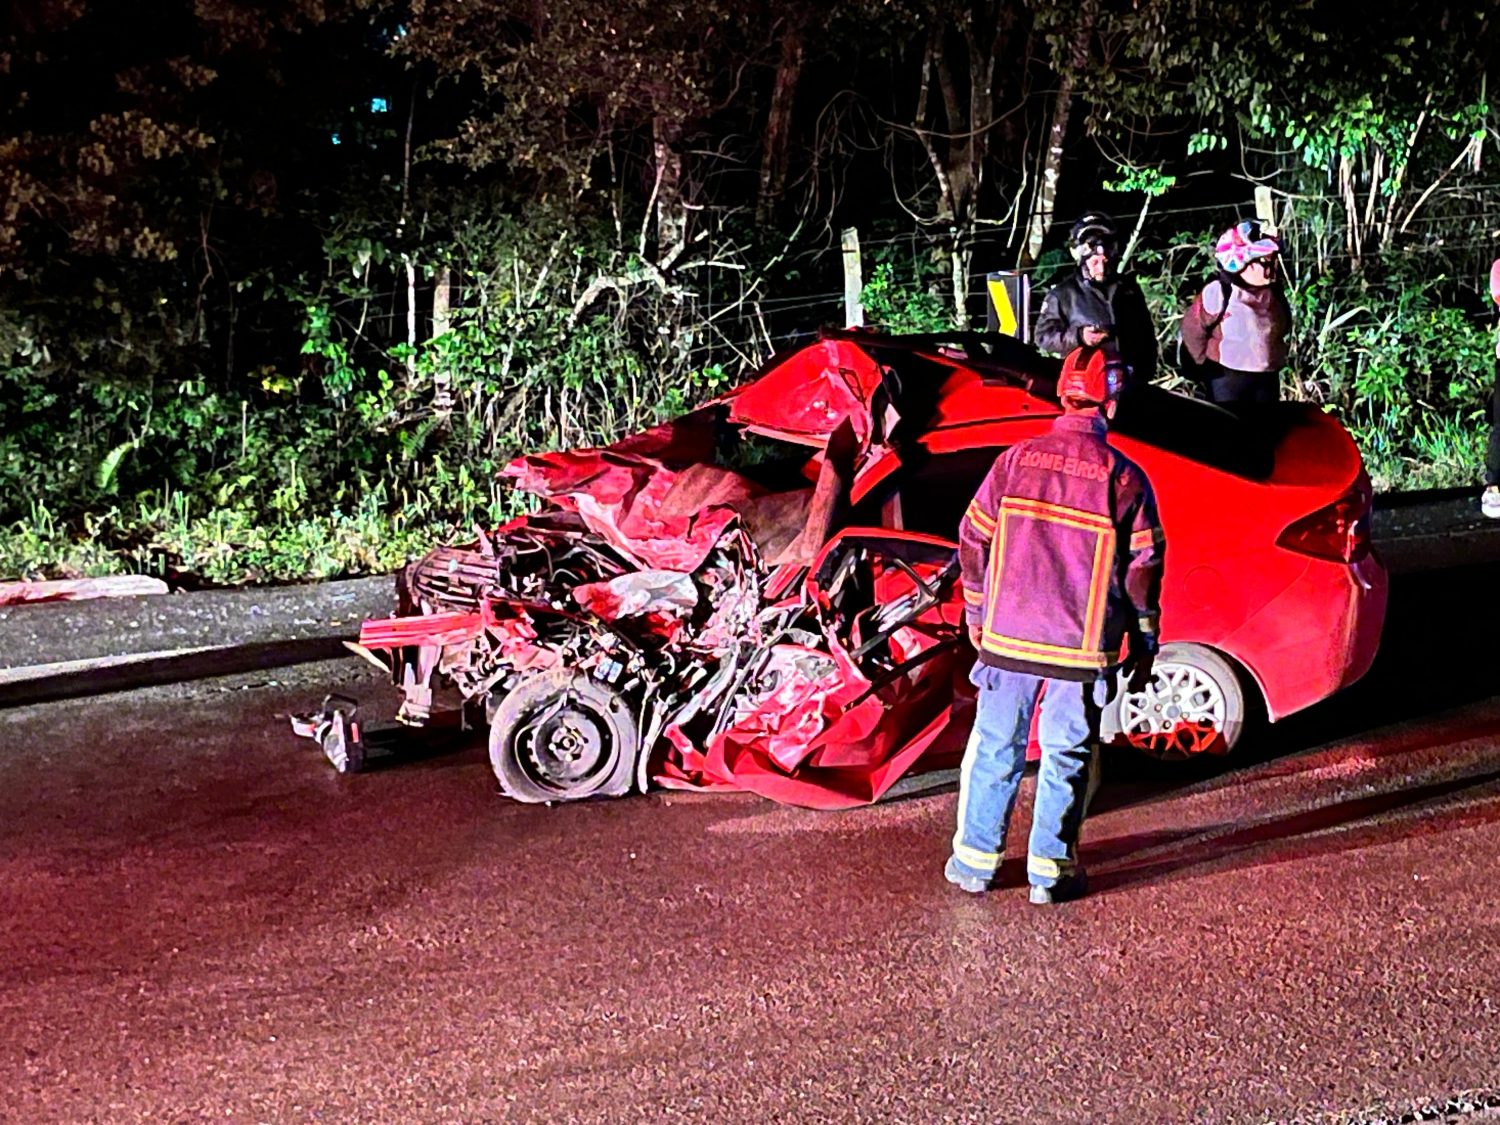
1339, 154, 1361, 271
1023, 76, 1073, 266
757, 17, 806, 224
1023, 10, 1094, 266
925, 22, 995, 328
653, 114, 687, 260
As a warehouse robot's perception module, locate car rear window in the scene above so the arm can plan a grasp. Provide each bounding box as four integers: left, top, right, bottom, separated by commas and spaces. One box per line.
868, 340, 1277, 481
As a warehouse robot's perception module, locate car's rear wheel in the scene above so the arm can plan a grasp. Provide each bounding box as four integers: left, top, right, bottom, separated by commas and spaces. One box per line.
489, 669, 639, 802
1102, 643, 1247, 760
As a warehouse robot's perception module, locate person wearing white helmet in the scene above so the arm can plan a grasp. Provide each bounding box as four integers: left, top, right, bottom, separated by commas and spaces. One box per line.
1034, 211, 1158, 388
1179, 219, 1293, 407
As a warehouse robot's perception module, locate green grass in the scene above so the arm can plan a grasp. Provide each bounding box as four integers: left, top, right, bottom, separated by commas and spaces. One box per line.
1, 493, 453, 586
1352, 413, 1488, 493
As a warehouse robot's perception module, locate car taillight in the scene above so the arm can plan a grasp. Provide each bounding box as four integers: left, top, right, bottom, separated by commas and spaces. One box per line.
1276, 485, 1371, 564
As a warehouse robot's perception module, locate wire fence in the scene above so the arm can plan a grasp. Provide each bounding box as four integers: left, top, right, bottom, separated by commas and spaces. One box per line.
314, 179, 1500, 375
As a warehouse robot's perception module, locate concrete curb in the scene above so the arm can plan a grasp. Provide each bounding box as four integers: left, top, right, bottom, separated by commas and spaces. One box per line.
1370, 496, 1500, 574
0, 574, 393, 707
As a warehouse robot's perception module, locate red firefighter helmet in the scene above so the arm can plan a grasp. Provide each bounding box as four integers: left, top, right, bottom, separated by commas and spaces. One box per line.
1058, 345, 1127, 409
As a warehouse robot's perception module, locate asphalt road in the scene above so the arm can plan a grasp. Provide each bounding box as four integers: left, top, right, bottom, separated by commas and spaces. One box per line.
3, 562, 1500, 1123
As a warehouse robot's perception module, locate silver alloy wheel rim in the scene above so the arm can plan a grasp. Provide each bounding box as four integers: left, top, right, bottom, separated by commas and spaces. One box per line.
1117, 660, 1228, 756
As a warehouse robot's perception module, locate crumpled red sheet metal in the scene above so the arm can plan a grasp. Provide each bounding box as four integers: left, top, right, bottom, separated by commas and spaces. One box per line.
498, 337, 887, 574
723, 335, 888, 448
656, 686, 971, 809
359, 337, 990, 810
652, 538, 971, 809
490, 611, 563, 672
502, 452, 784, 573
360, 609, 485, 649
365, 481, 975, 809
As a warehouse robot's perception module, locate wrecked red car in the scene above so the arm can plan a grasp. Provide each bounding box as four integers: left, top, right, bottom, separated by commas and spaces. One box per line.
327, 329, 1387, 809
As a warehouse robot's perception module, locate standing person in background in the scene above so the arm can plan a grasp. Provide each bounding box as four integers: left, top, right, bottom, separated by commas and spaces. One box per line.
1179, 220, 1292, 408
1483, 257, 1500, 518
1034, 211, 1158, 390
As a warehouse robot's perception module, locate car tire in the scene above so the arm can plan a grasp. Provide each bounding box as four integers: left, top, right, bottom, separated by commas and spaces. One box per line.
1101, 642, 1248, 760
488, 669, 640, 802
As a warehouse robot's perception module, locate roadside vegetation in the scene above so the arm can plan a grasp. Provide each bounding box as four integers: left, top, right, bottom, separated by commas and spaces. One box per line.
2, 1, 1496, 584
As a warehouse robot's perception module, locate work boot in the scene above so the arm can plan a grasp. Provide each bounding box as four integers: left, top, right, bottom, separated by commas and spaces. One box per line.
1028, 873, 1088, 905
1483, 485, 1500, 519
944, 856, 991, 894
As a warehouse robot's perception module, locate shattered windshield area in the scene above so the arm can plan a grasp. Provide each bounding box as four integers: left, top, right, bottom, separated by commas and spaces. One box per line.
711, 418, 821, 491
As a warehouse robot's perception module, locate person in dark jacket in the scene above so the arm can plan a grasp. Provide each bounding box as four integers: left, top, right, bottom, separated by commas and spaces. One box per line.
946, 344, 1165, 905
1034, 212, 1158, 388
1179, 220, 1292, 407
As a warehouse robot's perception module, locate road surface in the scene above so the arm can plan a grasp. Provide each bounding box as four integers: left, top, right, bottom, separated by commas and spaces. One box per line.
2, 562, 1499, 1123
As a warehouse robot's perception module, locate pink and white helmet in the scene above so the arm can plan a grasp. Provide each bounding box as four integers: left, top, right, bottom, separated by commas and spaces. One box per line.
1215, 220, 1281, 273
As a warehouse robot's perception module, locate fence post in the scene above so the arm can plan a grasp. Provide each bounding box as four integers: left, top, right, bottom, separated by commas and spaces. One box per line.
432, 265, 452, 415
1255, 186, 1276, 233
402, 253, 418, 382
841, 227, 864, 328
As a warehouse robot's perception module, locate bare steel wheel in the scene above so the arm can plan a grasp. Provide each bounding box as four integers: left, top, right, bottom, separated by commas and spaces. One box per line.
1102, 643, 1247, 760
488, 670, 639, 803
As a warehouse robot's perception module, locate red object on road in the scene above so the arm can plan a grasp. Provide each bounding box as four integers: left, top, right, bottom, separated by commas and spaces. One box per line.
348, 329, 1386, 805
0, 575, 169, 605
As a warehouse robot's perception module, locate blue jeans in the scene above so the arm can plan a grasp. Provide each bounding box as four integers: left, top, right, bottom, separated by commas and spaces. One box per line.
950, 664, 1103, 888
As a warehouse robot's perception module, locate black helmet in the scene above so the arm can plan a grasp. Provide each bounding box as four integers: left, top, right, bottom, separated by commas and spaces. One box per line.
1069, 211, 1119, 262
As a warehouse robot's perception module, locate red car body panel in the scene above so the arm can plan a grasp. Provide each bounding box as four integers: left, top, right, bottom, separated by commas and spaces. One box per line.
724, 336, 890, 449
874, 343, 1386, 724
1108, 415, 1384, 721
354, 330, 1386, 807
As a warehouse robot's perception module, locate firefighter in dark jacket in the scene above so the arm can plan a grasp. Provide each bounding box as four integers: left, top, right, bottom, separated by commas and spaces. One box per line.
946, 344, 1165, 905
1034, 212, 1158, 388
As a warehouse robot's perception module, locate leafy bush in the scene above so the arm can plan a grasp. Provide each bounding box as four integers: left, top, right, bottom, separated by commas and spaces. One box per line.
861, 243, 952, 333
1290, 258, 1493, 490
